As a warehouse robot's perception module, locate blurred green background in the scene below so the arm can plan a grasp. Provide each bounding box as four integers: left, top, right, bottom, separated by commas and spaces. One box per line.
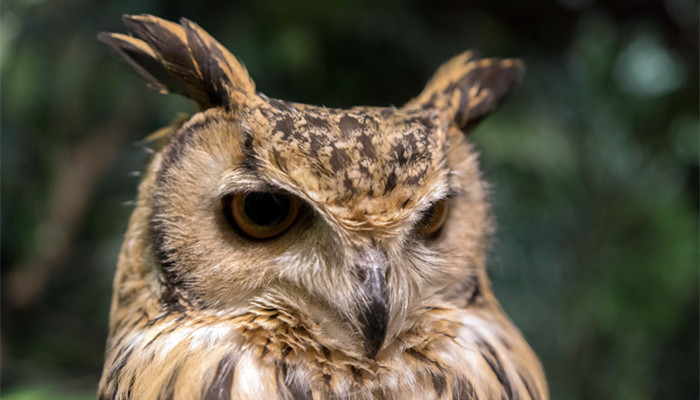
2, 0, 698, 398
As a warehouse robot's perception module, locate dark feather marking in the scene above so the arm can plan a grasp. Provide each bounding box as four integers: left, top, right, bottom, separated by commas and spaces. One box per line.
123, 17, 192, 72
104, 386, 117, 400
156, 117, 213, 186
406, 348, 445, 372
153, 254, 186, 308
419, 94, 437, 110
406, 348, 448, 397
448, 62, 524, 130
306, 115, 332, 130
453, 378, 477, 400
384, 171, 397, 194
430, 371, 448, 398
207, 47, 237, 107
242, 126, 261, 171
270, 148, 287, 172
126, 374, 136, 399
275, 364, 288, 399
280, 362, 312, 400
160, 363, 182, 400
114, 312, 148, 347
350, 366, 364, 387
97, 33, 180, 94
405, 115, 435, 129
306, 131, 325, 158
143, 330, 165, 350
342, 172, 354, 192
261, 338, 272, 357
277, 346, 311, 400
274, 114, 297, 142
380, 107, 395, 118
338, 115, 363, 136
328, 147, 350, 172
107, 343, 136, 383
182, 20, 232, 107
203, 353, 238, 400
145, 310, 186, 328
149, 114, 228, 308
465, 277, 482, 306
110, 313, 144, 345
143, 322, 178, 349
110, 315, 128, 335
478, 339, 515, 400
518, 371, 539, 400
117, 287, 138, 308
268, 98, 296, 113
496, 333, 512, 350
122, 16, 210, 105
357, 131, 376, 158
361, 114, 378, 129
404, 164, 430, 186
285, 382, 313, 399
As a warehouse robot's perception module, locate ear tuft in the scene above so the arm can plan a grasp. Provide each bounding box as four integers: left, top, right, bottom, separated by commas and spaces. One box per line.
407, 51, 525, 132
98, 14, 256, 109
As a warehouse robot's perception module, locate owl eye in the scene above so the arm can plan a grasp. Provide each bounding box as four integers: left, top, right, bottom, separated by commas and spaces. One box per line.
418, 199, 448, 237
227, 192, 301, 240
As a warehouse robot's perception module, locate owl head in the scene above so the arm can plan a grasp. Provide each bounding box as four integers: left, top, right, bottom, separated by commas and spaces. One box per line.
99, 15, 524, 362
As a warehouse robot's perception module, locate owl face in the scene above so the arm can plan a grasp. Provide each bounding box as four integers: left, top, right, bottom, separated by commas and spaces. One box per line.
100, 13, 524, 363
150, 97, 489, 357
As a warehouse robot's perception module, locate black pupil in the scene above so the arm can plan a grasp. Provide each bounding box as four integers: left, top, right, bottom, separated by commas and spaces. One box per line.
244, 192, 290, 226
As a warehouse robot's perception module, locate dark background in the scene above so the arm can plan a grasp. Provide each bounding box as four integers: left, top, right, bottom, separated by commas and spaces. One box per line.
2, 0, 698, 398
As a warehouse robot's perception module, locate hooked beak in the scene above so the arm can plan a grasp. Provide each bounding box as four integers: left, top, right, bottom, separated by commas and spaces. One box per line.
356, 249, 389, 360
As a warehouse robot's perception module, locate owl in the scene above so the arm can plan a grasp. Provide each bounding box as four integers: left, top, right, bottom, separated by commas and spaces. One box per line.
97, 14, 547, 400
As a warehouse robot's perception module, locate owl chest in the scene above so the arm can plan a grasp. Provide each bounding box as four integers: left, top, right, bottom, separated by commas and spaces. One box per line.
229, 314, 542, 400
100, 312, 543, 400
233, 342, 473, 400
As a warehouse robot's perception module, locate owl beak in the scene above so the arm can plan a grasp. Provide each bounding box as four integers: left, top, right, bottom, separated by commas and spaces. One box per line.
356, 249, 389, 360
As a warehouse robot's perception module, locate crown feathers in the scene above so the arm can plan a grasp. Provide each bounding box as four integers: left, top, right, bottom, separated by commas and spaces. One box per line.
98, 15, 256, 109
